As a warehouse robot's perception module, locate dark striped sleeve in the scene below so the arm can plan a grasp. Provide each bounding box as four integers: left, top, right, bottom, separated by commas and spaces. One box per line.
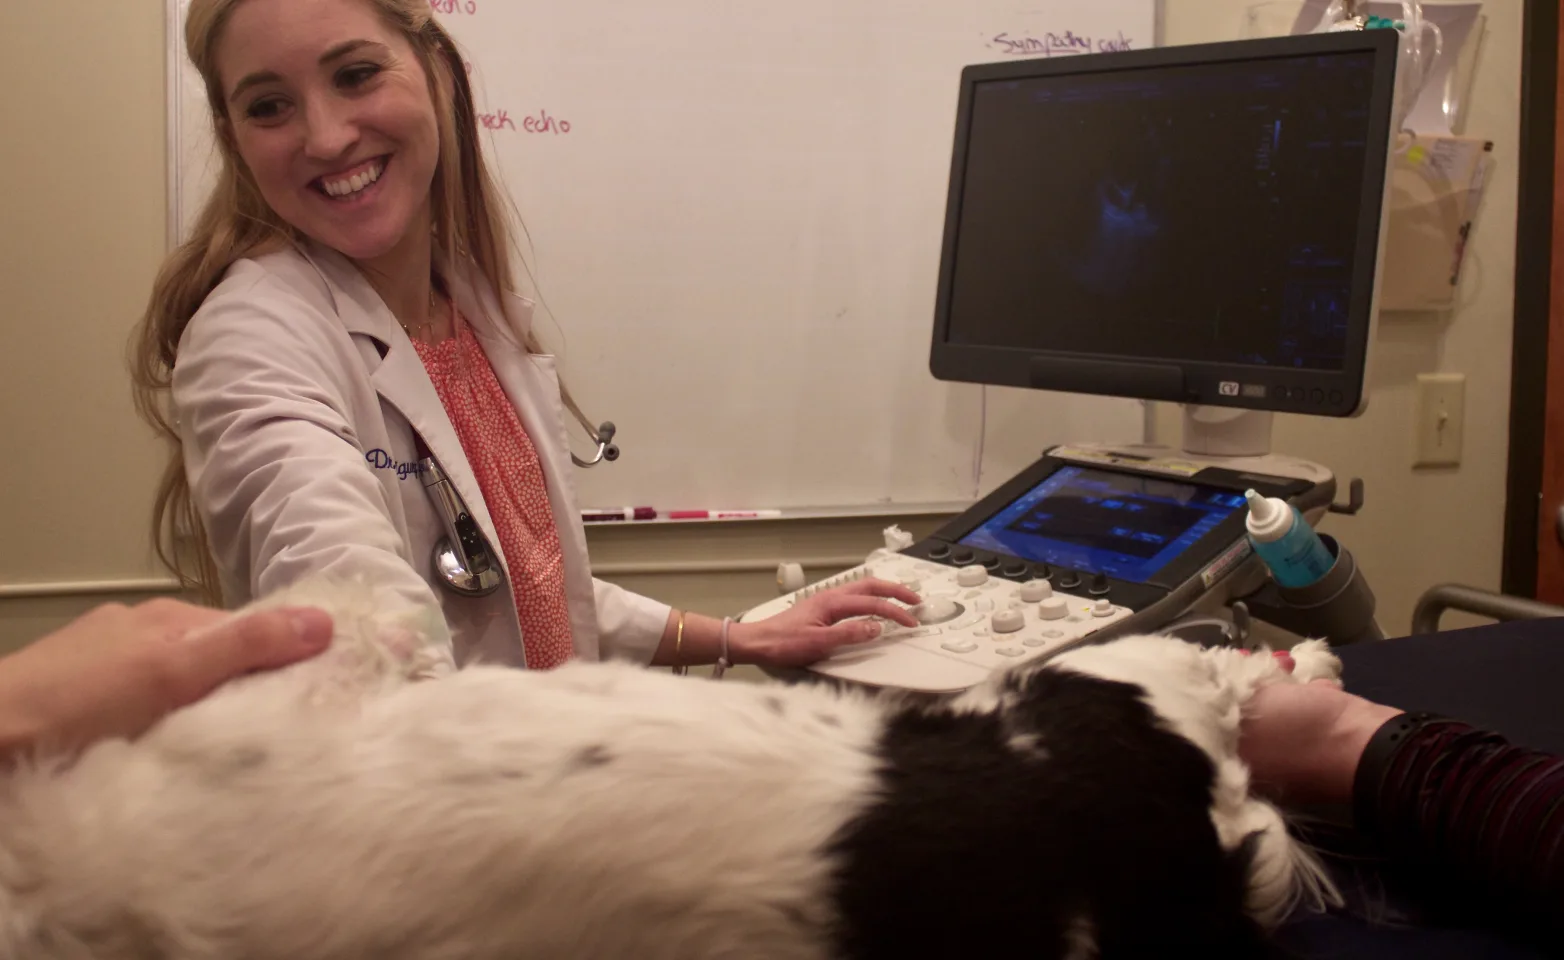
1353, 712, 1564, 932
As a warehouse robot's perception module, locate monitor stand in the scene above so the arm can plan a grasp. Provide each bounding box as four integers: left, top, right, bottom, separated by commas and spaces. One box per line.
1182, 406, 1273, 459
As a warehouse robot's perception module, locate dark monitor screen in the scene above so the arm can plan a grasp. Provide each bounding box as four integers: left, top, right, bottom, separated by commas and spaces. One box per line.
929, 31, 1399, 417
957, 466, 1247, 584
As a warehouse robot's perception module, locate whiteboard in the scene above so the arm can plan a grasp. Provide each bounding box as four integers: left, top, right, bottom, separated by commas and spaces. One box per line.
168, 0, 1155, 513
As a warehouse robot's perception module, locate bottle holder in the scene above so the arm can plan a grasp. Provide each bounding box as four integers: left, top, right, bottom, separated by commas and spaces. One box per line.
1238, 534, 1384, 646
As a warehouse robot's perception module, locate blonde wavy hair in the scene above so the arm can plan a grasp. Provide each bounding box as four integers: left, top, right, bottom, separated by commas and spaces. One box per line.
132, 0, 567, 605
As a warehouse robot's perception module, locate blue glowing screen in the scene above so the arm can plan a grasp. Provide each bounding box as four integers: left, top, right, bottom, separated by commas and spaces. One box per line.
959, 467, 1246, 584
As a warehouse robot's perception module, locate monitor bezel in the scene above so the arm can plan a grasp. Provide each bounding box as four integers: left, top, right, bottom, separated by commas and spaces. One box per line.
927, 30, 1401, 419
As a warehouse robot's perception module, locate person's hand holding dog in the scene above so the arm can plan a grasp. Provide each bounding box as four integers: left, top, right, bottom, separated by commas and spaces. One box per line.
1238, 652, 1403, 805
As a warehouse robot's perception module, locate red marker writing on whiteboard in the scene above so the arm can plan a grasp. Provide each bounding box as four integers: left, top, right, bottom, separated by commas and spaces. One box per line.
668, 510, 784, 520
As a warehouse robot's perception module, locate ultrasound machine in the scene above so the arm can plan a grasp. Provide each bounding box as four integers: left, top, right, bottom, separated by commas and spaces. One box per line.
742, 28, 1403, 693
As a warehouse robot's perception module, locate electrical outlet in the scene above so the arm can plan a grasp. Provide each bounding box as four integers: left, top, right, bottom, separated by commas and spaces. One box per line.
1414, 373, 1466, 468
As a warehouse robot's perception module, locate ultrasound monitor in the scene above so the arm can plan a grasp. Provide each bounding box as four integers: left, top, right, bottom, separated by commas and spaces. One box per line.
928, 30, 1400, 431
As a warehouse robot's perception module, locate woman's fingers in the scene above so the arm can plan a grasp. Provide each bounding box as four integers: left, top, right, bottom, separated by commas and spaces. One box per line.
818, 593, 920, 628
830, 578, 923, 607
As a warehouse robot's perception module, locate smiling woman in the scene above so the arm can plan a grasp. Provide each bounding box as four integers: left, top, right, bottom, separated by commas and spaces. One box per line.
128, 0, 916, 677
217, 16, 441, 271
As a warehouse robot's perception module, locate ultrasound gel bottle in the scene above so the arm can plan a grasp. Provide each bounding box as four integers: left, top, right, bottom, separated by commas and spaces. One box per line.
1244, 489, 1336, 589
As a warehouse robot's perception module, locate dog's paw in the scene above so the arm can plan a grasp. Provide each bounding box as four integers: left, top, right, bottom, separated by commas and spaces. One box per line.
1287, 638, 1342, 686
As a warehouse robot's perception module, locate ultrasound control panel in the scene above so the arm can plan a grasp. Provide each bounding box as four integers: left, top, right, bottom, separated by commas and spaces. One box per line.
744, 447, 1327, 692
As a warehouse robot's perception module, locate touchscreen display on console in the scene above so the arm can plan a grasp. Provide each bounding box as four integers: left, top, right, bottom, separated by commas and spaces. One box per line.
958, 467, 1246, 584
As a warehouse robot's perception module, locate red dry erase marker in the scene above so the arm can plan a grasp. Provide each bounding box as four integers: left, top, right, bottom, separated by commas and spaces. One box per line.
581, 507, 657, 522
668, 510, 783, 520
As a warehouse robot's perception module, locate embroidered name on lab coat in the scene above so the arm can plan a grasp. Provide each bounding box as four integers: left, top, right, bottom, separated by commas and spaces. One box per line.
365, 449, 426, 480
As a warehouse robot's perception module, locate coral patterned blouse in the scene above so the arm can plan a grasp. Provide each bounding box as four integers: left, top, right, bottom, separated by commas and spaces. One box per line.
412, 318, 575, 669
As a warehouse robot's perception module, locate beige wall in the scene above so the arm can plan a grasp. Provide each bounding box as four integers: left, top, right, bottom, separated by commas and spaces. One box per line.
0, 1, 178, 650
0, 0, 1526, 653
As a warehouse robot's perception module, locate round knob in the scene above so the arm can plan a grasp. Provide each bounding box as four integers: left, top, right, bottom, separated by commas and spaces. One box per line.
1057, 570, 1082, 590
1001, 561, 1028, 579
1039, 597, 1070, 620
981, 556, 1002, 572
1019, 579, 1053, 602
991, 608, 1025, 633
1088, 573, 1111, 596
777, 562, 806, 593
1031, 562, 1053, 580
912, 598, 962, 624
1091, 598, 1115, 618
899, 577, 922, 593
955, 565, 989, 588
951, 549, 975, 565
928, 543, 952, 561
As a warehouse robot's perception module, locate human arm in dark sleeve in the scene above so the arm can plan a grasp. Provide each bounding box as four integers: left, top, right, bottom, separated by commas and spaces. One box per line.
1353, 712, 1564, 931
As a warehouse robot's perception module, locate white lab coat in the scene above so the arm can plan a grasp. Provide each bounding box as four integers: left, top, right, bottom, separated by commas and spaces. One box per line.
172, 240, 670, 668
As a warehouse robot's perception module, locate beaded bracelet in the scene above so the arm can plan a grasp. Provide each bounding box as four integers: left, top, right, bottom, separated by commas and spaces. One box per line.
713, 617, 733, 680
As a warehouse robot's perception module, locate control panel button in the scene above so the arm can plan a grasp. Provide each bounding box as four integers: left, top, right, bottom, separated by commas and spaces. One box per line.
995, 646, 1025, 657
1091, 599, 1115, 618
928, 544, 952, 561
1088, 573, 1111, 596
912, 598, 962, 624
1001, 561, 1029, 578
1039, 597, 1069, 620
955, 565, 989, 588
1022, 637, 1047, 647
981, 556, 1002, 572
899, 578, 922, 593
1031, 563, 1053, 580
991, 609, 1025, 633
941, 640, 979, 654
951, 549, 975, 565
1056, 570, 1082, 590
1018, 579, 1053, 602
974, 598, 996, 612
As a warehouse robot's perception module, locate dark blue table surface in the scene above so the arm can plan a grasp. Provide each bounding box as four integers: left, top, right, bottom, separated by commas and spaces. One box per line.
1274, 618, 1564, 958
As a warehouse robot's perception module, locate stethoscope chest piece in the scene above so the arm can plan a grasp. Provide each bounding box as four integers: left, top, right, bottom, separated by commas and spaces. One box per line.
418, 440, 503, 598
432, 536, 503, 597
414, 411, 619, 598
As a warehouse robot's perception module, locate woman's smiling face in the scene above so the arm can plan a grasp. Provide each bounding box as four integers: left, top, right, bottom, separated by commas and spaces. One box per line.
216, 0, 441, 261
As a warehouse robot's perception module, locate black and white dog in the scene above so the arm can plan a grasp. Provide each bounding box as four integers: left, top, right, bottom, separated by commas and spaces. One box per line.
0, 581, 1339, 959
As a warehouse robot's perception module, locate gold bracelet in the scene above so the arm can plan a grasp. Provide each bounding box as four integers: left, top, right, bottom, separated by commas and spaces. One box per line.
673, 611, 688, 675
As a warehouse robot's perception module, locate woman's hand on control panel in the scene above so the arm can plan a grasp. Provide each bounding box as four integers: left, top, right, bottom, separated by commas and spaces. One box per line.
731, 579, 922, 668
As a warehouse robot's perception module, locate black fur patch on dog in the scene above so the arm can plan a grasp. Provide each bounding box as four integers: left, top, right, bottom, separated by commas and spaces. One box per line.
825, 667, 1266, 959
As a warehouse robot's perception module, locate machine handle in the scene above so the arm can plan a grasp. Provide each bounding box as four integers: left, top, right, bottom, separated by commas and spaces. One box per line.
1410, 583, 1564, 635
1328, 478, 1365, 516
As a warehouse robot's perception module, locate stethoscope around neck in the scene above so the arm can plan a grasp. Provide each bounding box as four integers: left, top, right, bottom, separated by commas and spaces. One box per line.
415, 418, 618, 598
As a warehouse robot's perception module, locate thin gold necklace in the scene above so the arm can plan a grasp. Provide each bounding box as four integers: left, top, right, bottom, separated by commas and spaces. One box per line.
403, 282, 445, 342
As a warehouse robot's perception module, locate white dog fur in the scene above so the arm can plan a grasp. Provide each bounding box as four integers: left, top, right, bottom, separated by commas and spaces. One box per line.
0, 579, 1342, 959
